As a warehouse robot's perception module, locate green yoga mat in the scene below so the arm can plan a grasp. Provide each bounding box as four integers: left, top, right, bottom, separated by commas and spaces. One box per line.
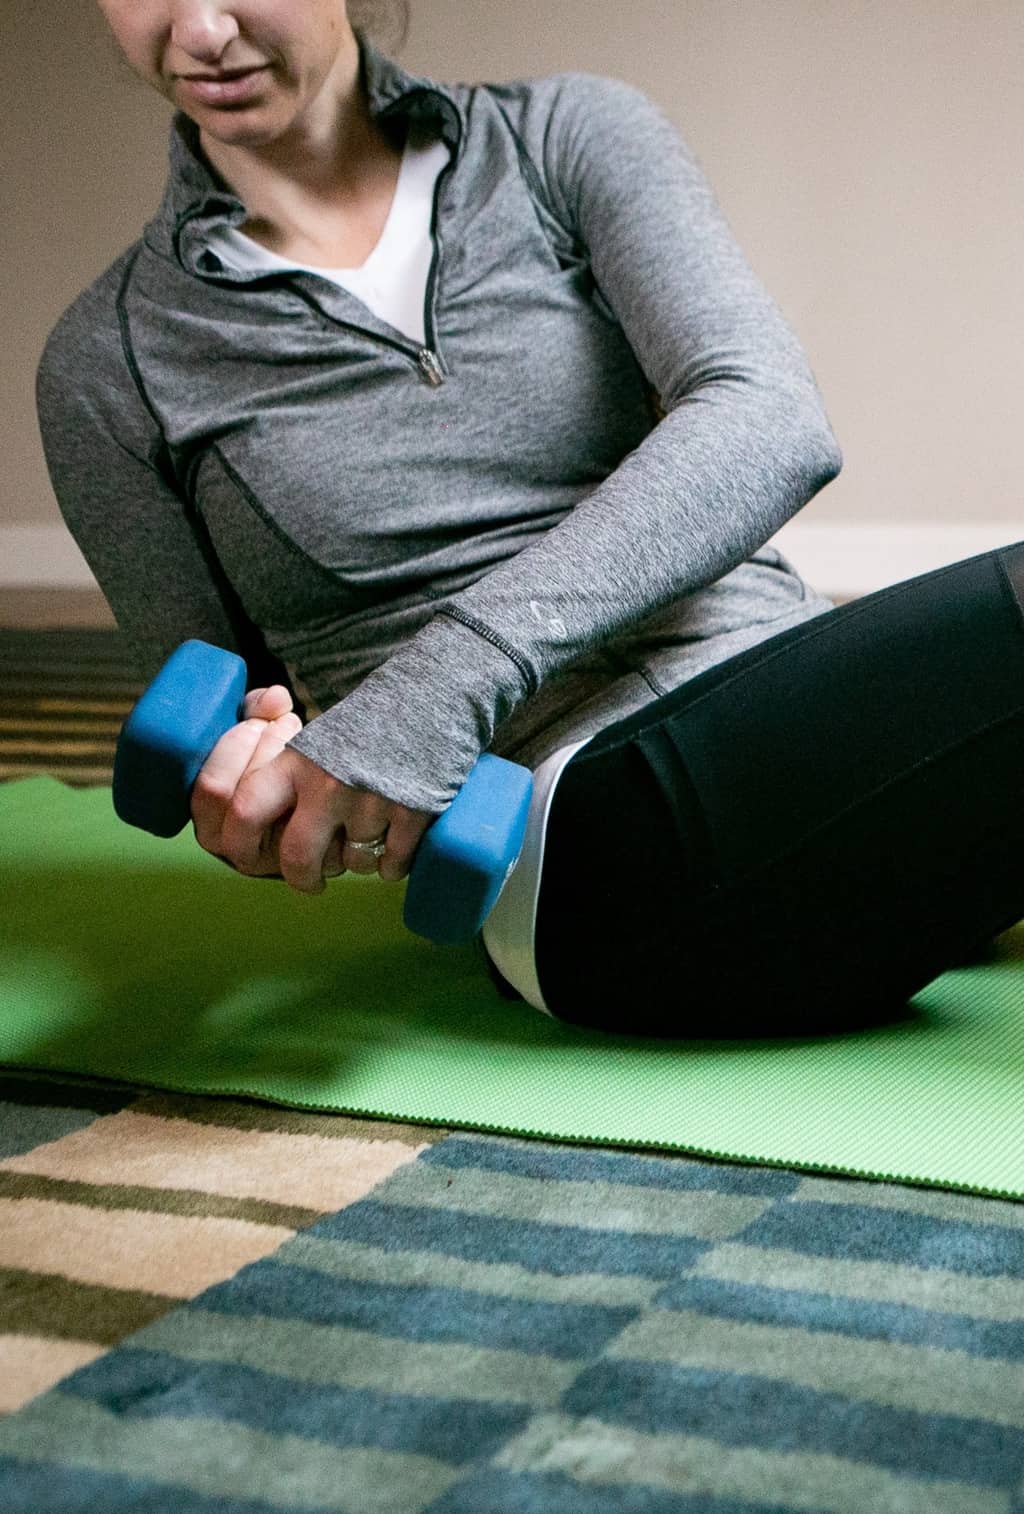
2, 775, 1023, 1199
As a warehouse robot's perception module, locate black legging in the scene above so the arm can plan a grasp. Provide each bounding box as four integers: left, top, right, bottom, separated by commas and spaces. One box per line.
533, 542, 1024, 1036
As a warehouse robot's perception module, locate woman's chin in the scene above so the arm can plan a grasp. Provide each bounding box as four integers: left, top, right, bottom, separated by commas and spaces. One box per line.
175, 76, 290, 138
193, 104, 292, 151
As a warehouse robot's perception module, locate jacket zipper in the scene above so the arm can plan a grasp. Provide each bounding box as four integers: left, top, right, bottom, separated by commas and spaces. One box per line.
416, 128, 459, 382
284, 244, 449, 386
181, 87, 460, 389
417, 348, 445, 386
282, 280, 449, 388
191, 249, 450, 389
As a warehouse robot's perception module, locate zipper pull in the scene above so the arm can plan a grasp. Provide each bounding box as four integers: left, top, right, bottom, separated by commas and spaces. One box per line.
418, 349, 445, 387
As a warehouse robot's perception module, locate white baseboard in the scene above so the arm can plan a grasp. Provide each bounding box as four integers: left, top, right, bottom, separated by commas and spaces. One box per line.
1, 521, 1021, 602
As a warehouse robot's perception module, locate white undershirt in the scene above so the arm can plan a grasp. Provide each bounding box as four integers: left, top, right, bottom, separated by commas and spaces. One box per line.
203, 126, 451, 347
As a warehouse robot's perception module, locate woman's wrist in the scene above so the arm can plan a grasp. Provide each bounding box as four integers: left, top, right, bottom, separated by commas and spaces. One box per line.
285, 614, 532, 811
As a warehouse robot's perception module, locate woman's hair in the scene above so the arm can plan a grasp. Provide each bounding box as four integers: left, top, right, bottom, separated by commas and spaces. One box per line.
348, 0, 411, 55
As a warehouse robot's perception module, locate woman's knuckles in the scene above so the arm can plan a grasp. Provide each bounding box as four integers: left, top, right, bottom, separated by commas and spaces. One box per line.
277, 834, 317, 877
223, 793, 265, 829
193, 770, 235, 808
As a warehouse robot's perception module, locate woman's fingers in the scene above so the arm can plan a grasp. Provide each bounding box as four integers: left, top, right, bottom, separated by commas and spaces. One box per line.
377, 807, 434, 883
195, 725, 430, 897
242, 685, 293, 721
191, 718, 268, 852
322, 834, 346, 878
218, 714, 304, 873
341, 793, 397, 876
276, 791, 349, 895
191, 712, 302, 872
271, 786, 432, 890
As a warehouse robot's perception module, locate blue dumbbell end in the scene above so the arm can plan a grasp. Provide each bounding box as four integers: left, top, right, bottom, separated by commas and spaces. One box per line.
113, 640, 247, 837
403, 753, 533, 946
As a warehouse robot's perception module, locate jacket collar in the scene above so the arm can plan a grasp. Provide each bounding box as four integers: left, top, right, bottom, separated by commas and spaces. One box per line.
148, 32, 465, 265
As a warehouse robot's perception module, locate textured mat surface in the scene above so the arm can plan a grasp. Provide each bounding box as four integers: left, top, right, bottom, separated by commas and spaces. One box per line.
0, 1087, 1023, 1511
2, 775, 1023, 1199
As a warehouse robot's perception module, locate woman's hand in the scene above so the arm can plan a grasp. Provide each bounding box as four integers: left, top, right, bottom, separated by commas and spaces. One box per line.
190, 683, 312, 878
190, 684, 432, 893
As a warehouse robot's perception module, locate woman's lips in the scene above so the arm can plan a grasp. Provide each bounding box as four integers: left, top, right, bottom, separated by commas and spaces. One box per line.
179, 66, 270, 105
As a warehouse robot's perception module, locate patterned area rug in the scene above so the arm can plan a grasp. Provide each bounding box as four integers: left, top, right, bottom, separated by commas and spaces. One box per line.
0, 627, 143, 788
1, 626, 1023, 1510
1, 1076, 1023, 1511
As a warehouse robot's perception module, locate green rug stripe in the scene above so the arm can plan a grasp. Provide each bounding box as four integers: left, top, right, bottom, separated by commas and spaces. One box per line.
279, 1233, 662, 1309
608, 1307, 1024, 1429
791, 1174, 1024, 1230
370, 1159, 773, 1239
0, 1266, 177, 1345
0, 1168, 319, 1231
695, 1240, 1024, 1324
131, 1308, 580, 1406
0, 1393, 459, 1514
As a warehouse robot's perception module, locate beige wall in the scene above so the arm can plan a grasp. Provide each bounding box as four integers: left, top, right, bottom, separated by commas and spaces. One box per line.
6, 0, 1022, 550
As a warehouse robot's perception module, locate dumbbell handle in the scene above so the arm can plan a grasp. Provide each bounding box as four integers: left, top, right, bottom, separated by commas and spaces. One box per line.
112, 640, 533, 945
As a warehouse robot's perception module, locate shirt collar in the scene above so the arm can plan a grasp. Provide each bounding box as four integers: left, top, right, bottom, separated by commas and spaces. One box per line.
151, 32, 464, 262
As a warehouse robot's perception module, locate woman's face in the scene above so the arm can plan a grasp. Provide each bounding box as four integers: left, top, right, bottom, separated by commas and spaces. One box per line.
97, 0, 353, 145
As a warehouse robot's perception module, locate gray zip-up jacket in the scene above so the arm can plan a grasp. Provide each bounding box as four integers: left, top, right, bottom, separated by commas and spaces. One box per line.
35, 34, 842, 812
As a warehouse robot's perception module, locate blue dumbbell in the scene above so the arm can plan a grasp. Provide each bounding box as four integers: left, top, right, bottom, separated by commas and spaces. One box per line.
112, 639, 533, 945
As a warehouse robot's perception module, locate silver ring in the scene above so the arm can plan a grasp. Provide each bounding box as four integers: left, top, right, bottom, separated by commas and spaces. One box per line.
347, 834, 388, 859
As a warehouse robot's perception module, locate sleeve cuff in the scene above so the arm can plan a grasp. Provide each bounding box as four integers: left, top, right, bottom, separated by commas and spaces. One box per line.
284, 612, 532, 812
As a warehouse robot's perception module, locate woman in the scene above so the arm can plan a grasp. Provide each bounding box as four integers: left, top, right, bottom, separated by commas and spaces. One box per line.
39, 1, 1024, 1034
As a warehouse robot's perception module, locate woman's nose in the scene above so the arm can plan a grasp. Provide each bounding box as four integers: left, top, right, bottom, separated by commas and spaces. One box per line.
169, 1, 241, 64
